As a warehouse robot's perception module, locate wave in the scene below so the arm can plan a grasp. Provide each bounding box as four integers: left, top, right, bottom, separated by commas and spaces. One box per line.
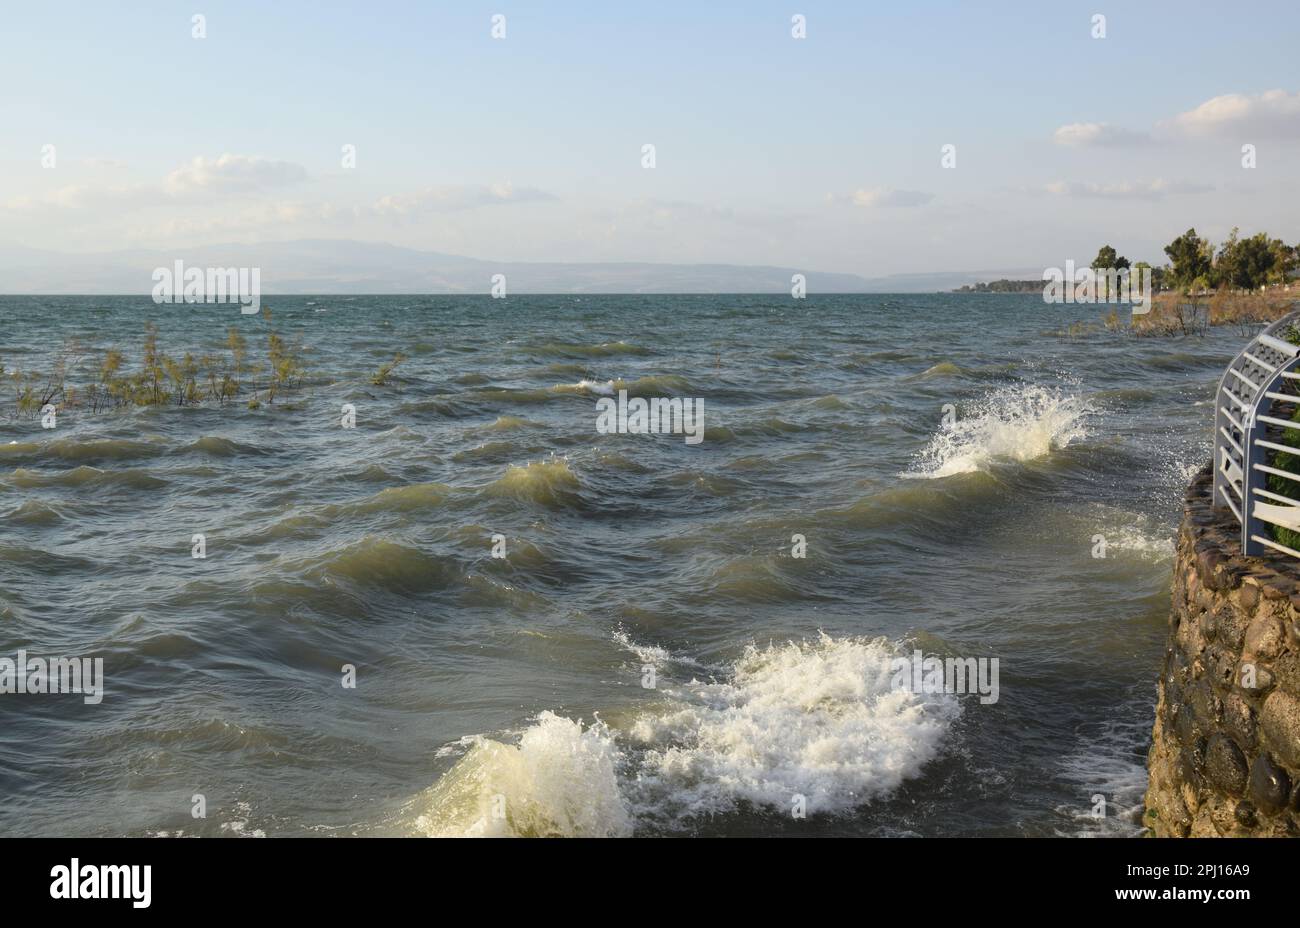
48, 437, 166, 462
528, 340, 649, 358
550, 379, 616, 397
810, 394, 850, 411
485, 457, 582, 508
451, 441, 528, 463
7, 465, 167, 490
183, 435, 265, 457
467, 387, 554, 405
916, 361, 965, 379
827, 476, 1002, 532
397, 398, 463, 416
1102, 523, 1175, 561
0, 437, 167, 464
0, 542, 96, 571
411, 713, 632, 837
906, 384, 1092, 478
347, 482, 453, 515
481, 415, 536, 432
542, 362, 591, 377
6, 499, 65, 526
550, 374, 694, 398
627, 634, 960, 822
687, 553, 820, 603
612, 627, 717, 672
594, 451, 651, 474
303, 537, 461, 594
727, 416, 805, 439
1054, 714, 1150, 837
412, 634, 960, 836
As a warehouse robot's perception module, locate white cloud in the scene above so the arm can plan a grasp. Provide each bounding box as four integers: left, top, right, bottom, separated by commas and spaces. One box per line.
1054, 90, 1300, 146
133, 202, 353, 241
372, 182, 555, 215
1051, 122, 1150, 147
1164, 89, 1300, 138
165, 154, 308, 193
1042, 178, 1213, 200
832, 187, 933, 208
5, 183, 161, 211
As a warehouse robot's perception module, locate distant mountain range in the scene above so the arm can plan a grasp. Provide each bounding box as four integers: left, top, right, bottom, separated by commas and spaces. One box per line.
0, 239, 1042, 294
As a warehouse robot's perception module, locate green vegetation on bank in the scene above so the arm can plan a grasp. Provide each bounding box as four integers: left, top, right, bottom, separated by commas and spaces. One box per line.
1078, 227, 1298, 297
952, 280, 1043, 293
958, 228, 1299, 298
1162, 228, 1297, 292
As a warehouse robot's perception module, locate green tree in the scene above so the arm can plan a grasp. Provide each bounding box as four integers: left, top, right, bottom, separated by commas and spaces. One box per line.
1132, 260, 1165, 293
1216, 229, 1277, 290
1090, 244, 1131, 298
1267, 239, 1298, 287
1163, 228, 1212, 290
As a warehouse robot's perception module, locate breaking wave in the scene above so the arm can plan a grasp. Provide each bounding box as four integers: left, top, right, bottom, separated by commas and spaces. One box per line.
411, 713, 632, 837
485, 456, 582, 508
907, 384, 1092, 478
411, 634, 960, 836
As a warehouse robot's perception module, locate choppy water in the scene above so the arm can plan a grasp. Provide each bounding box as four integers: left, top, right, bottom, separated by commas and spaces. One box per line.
0, 293, 1239, 836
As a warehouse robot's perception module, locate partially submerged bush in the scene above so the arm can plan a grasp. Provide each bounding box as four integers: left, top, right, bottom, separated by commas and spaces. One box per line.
1, 324, 306, 420
370, 351, 406, 386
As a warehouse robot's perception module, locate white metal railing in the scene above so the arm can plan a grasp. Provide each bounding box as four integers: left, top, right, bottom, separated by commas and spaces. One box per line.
1213, 310, 1300, 557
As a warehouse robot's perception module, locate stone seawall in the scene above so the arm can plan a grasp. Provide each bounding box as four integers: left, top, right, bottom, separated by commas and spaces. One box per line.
1145, 465, 1300, 836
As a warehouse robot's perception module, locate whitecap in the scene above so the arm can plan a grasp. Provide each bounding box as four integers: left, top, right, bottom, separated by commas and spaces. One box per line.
906, 383, 1092, 478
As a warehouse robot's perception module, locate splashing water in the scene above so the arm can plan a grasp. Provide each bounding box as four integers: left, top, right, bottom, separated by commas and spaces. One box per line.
908, 384, 1093, 478
412, 712, 632, 838
412, 634, 961, 836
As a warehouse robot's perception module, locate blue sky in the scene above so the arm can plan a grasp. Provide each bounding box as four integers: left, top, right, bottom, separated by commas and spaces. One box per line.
2, 0, 1298, 276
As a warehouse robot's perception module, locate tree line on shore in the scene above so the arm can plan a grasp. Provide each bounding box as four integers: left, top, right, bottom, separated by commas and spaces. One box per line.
955, 228, 1299, 295
1118, 228, 1298, 294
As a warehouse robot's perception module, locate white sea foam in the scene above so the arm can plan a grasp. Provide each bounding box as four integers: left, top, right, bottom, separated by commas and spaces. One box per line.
611, 626, 714, 671
612, 626, 673, 666
1108, 524, 1175, 560
907, 383, 1092, 478
1054, 715, 1150, 837
411, 712, 632, 837
219, 801, 267, 838
550, 379, 617, 396
1079, 504, 1177, 561
414, 634, 960, 836
626, 634, 961, 820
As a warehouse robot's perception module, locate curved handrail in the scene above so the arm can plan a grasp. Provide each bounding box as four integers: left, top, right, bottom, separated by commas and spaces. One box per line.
1243, 354, 1300, 556
1212, 310, 1300, 513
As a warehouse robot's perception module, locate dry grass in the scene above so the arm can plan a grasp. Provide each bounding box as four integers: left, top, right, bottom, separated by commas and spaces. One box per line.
1130, 287, 1299, 336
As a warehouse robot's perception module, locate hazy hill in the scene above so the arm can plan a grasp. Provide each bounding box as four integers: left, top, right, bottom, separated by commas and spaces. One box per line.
0, 239, 1043, 294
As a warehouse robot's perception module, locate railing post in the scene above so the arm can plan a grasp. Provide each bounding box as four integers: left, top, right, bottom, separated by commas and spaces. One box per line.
1243, 403, 1267, 556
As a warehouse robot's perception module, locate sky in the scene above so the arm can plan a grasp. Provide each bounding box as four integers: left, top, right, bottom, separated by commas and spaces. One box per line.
1, 0, 1298, 277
